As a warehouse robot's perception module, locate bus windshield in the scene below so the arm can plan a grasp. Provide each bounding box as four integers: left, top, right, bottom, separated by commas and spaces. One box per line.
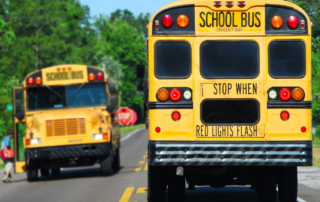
27, 83, 107, 111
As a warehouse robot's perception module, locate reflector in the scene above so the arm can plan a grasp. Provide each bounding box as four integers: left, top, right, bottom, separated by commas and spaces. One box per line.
271, 15, 283, 29
292, 88, 304, 101
280, 111, 290, 121
172, 111, 181, 121
155, 127, 161, 133
177, 15, 189, 28
162, 15, 173, 28
287, 15, 299, 29
279, 88, 291, 101
170, 88, 181, 101
301, 126, 306, 133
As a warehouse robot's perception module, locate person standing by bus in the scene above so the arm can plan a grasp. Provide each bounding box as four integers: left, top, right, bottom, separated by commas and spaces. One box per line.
1, 129, 14, 183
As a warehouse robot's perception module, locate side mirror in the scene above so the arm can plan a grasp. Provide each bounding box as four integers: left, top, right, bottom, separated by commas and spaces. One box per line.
110, 95, 117, 106
108, 82, 117, 94
136, 80, 144, 94
106, 105, 115, 113
14, 88, 25, 121
136, 65, 145, 79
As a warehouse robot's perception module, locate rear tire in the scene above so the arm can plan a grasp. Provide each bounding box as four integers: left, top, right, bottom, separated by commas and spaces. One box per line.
148, 166, 166, 202
257, 167, 277, 202
40, 168, 49, 177
168, 168, 185, 202
112, 148, 120, 171
26, 161, 38, 182
278, 166, 298, 202
101, 154, 113, 176
51, 168, 60, 176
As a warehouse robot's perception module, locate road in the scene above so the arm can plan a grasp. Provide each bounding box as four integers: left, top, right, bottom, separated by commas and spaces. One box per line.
0, 129, 319, 202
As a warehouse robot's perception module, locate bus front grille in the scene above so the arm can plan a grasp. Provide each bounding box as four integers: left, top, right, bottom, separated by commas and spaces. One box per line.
46, 118, 86, 137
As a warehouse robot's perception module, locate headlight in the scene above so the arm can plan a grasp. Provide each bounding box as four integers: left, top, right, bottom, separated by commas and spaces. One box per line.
269, 90, 277, 99
30, 138, 41, 145
92, 134, 103, 140
183, 90, 192, 100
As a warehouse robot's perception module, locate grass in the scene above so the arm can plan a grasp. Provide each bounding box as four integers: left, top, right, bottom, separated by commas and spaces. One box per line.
0, 159, 4, 170
120, 124, 145, 136
313, 149, 320, 168
313, 138, 320, 148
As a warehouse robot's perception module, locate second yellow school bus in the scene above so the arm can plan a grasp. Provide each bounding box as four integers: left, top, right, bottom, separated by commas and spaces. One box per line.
12, 64, 120, 181
142, 0, 312, 201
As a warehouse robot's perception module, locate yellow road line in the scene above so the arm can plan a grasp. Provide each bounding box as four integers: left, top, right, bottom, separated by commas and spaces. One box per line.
146, 151, 148, 153
137, 187, 147, 193
135, 168, 142, 171
139, 161, 144, 164
144, 162, 148, 171
119, 187, 134, 202
143, 155, 147, 159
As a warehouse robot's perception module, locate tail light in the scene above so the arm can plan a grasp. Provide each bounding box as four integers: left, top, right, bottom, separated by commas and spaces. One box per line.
27, 78, 34, 85
155, 127, 161, 133
62, 67, 66, 71
287, 15, 299, 29
238, 1, 246, 6
226, 1, 234, 6
172, 111, 181, 121
292, 88, 304, 101
280, 111, 290, 121
68, 67, 72, 71
271, 15, 283, 29
88, 73, 95, 81
269, 90, 277, 100
183, 90, 192, 100
103, 133, 108, 140
214, 1, 222, 6
25, 139, 30, 146
157, 88, 169, 102
177, 15, 189, 28
301, 126, 306, 133
279, 88, 291, 101
162, 15, 173, 28
35, 77, 42, 85
97, 73, 103, 80
170, 88, 181, 101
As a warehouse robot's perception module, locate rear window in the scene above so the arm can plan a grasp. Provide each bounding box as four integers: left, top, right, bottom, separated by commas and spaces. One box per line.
269, 41, 306, 78
155, 41, 191, 79
201, 99, 260, 125
200, 41, 259, 79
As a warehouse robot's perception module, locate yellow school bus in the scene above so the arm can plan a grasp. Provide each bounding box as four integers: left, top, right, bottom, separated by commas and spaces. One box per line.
12, 64, 120, 181
140, 0, 312, 201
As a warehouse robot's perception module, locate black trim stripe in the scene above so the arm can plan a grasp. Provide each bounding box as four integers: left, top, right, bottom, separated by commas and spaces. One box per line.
148, 101, 193, 109
267, 101, 312, 109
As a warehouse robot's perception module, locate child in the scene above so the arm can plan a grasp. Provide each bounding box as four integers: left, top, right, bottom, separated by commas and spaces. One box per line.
1, 129, 14, 183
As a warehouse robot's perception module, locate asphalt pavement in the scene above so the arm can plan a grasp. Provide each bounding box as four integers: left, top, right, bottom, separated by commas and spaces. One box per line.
0, 129, 319, 202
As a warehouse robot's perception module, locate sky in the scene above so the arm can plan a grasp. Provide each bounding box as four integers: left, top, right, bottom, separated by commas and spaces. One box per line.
79, 0, 177, 17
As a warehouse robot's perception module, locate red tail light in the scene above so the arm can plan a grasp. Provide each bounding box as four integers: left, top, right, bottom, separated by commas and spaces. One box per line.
27, 78, 34, 85
155, 127, 161, 133
170, 88, 181, 101
172, 111, 181, 121
97, 73, 103, 80
279, 88, 291, 101
226, 1, 234, 6
280, 111, 290, 121
162, 15, 173, 28
301, 126, 306, 133
287, 15, 299, 29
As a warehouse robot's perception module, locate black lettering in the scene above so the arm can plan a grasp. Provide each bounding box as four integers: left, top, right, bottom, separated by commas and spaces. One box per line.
228, 83, 232, 94
196, 125, 200, 136
226, 12, 232, 27
201, 125, 204, 136
222, 83, 227, 94
241, 12, 247, 27
243, 83, 247, 94
249, 126, 252, 136
241, 126, 243, 137
205, 126, 208, 136
218, 83, 222, 94
230, 126, 233, 137
245, 126, 249, 136
248, 83, 252, 94
46, 73, 51, 81
72, 72, 76, 79
236, 83, 242, 94
214, 83, 218, 95
218, 126, 221, 137
200, 12, 206, 27
222, 126, 226, 136
253, 83, 257, 94
232, 12, 238, 27
219, 12, 225, 27
206, 12, 212, 27
212, 126, 215, 136
253, 125, 257, 137
248, 12, 254, 27
79, 71, 83, 79
237, 126, 240, 136
212, 12, 218, 27
255, 12, 261, 27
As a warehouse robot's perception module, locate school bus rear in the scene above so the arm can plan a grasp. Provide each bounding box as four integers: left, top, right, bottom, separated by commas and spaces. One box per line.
13, 65, 120, 181
145, 0, 312, 201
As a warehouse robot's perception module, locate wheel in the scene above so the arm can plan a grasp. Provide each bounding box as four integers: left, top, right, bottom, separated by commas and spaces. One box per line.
101, 154, 113, 176
148, 166, 166, 202
257, 167, 277, 202
40, 168, 49, 176
168, 168, 185, 202
51, 168, 60, 176
278, 166, 298, 202
112, 148, 120, 171
26, 161, 38, 182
